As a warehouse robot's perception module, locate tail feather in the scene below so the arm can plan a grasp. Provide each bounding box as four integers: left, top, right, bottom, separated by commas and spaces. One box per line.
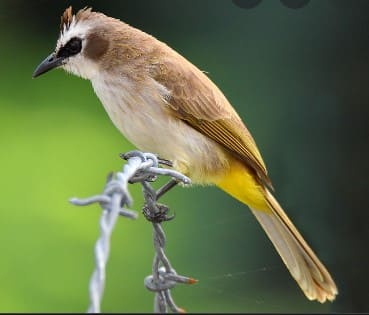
251, 189, 338, 302
215, 158, 338, 302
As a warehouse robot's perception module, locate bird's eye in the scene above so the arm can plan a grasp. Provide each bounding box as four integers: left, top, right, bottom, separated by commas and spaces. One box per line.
67, 37, 82, 54
57, 37, 82, 58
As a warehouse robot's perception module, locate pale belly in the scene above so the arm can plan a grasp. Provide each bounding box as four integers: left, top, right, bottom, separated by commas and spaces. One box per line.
91, 77, 229, 184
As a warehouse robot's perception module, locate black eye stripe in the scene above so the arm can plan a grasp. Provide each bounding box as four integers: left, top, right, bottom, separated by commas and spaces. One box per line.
57, 37, 82, 58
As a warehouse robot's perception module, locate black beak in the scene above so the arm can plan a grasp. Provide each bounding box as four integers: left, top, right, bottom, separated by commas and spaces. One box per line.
32, 52, 64, 78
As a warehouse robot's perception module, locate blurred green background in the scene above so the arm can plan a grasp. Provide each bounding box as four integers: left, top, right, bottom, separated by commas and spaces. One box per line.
0, 0, 368, 312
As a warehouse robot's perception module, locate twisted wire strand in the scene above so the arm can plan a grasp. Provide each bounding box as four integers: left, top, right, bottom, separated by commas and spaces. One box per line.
69, 151, 196, 313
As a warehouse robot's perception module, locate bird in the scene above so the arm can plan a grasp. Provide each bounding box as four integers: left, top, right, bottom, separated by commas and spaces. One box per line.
33, 6, 338, 303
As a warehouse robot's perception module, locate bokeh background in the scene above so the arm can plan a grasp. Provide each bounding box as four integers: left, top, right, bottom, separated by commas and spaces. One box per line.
0, 0, 368, 312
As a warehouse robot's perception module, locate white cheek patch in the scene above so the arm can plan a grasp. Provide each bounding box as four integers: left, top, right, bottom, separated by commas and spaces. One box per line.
62, 53, 100, 80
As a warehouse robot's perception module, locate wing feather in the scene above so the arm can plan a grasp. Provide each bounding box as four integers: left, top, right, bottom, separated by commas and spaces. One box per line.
153, 54, 272, 188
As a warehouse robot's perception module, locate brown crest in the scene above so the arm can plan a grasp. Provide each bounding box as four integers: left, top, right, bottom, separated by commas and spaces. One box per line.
60, 6, 95, 33
76, 7, 93, 22
60, 6, 73, 32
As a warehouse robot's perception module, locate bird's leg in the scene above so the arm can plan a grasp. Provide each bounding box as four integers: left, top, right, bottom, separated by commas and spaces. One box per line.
155, 178, 178, 201
155, 156, 178, 200
157, 157, 173, 167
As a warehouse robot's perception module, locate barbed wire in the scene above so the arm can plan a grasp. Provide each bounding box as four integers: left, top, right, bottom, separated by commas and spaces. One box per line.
70, 151, 197, 313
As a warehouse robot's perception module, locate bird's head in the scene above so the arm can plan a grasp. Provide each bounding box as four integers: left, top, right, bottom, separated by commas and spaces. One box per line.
33, 7, 112, 80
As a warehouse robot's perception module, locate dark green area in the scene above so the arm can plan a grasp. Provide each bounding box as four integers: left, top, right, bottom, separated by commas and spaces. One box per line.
0, 0, 368, 312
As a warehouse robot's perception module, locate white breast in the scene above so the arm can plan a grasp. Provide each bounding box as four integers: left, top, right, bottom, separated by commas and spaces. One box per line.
91, 73, 228, 183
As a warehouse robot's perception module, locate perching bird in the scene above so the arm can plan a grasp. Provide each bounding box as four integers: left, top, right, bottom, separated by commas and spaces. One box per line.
33, 6, 337, 303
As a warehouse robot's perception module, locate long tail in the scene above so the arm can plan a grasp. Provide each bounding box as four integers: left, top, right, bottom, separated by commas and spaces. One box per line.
251, 189, 338, 303
215, 160, 338, 302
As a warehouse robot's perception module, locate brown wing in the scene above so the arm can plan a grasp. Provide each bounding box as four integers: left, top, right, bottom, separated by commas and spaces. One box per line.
153, 54, 273, 188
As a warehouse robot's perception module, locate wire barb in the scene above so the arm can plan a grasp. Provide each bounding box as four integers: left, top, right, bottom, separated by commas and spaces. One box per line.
141, 172, 197, 313
69, 151, 194, 313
